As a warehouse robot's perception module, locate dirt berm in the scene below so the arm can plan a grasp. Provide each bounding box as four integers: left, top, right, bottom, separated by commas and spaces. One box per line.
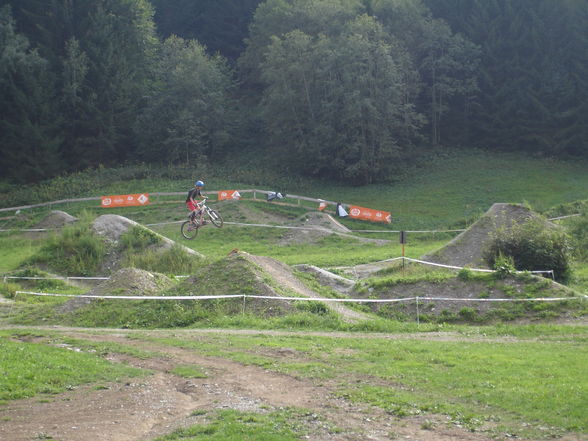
422, 203, 559, 268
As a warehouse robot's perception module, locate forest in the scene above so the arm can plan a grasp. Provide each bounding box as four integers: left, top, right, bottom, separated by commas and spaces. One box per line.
0, 0, 586, 184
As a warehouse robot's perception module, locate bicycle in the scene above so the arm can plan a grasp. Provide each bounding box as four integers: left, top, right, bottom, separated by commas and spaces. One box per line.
181, 196, 224, 239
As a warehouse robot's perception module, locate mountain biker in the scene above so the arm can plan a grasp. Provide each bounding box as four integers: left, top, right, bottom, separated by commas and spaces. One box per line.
186, 180, 207, 225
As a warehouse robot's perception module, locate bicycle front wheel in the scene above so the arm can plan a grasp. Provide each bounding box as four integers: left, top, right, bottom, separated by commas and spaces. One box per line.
207, 208, 224, 228
181, 221, 199, 239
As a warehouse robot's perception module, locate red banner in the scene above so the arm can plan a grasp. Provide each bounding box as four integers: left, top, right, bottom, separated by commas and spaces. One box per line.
101, 193, 149, 208
218, 190, 241, 201
348, 205, 391, 223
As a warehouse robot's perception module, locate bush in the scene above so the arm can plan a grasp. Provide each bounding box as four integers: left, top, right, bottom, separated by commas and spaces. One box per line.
568, 210, 588, 261
483, 219, 573, 282
493, 253, 516, 279
457, 267, 474, 281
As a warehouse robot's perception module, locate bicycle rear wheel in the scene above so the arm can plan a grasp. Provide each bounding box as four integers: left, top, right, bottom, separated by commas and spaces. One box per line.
207, 208, 224, 228
181, 221, 199, 239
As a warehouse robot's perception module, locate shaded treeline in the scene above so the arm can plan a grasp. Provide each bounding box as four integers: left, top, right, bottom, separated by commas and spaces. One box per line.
0, 0, 586, 184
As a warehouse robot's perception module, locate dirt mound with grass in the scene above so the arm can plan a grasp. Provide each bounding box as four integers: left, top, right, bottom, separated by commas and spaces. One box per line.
91, 214, 203, 272
422, 203, 557, 268
279, 212, 389, 246
352, 271, 585, 323
176, 252, 299, 317
34, 210, 78, 229
58, 268, 174, 313
242, 252, 369, 323
177, 251, 369, 323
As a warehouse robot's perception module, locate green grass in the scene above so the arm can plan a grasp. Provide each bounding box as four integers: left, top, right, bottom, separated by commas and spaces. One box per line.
3, 149, 588, 230
0, 235, 42, 273
154, 409, 311, 441
145, 329, 588, 438
0, 336, 145, 403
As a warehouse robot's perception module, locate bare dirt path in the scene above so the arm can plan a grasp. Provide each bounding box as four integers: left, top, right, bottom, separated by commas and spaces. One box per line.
245, 253, 371, 323
0, 329, 506, 441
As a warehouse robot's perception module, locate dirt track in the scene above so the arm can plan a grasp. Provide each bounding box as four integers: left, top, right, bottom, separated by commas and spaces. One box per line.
0, 328, 515, 441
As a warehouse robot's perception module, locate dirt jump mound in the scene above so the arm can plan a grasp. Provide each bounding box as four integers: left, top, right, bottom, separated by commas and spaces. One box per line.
92, 214, 203, 256
279, 212, 389, 246
422, 203, 558, 268
34, 210, 78, 229
59, 268, 174, 313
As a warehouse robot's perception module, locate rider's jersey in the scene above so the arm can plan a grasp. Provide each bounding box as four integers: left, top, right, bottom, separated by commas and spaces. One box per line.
186, 188, 202, 202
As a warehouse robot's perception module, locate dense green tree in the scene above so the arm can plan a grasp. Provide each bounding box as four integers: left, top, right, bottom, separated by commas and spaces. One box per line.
425, 0, 588, 155
367, 0, 480, 145
239, 0, 365, 86
261, 15, 423, 183
1, 0, 159, 171
135, 36, 234, 165
0, 6, 61, 182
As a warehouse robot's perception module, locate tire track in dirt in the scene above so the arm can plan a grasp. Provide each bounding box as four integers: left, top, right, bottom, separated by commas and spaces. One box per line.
0, 330, 505, 441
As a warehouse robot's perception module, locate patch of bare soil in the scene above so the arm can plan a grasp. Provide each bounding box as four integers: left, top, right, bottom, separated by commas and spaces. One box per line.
333, 259, 399, 279
354, 274, 585, 320
422, 203, 559, 268
294, 264, 356, 294
0, 331, 514, 441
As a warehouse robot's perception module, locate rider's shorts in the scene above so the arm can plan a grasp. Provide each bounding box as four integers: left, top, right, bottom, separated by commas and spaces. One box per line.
187, 201, 198, 211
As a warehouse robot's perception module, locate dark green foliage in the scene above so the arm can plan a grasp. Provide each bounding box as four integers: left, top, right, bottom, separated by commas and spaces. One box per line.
484, 219, 573, 282
1, 0, 587, 185
120, 226, 162, 251
0, 6, 61, 182
424, 0, 588, 154
567, 211, 588, 261
150, 0, 262, 61
135, 36, 235, 165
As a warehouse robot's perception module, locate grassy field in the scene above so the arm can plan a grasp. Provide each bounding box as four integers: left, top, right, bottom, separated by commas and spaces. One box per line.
2, 149, 588, 229
84, 328, 588, 438
0, 333, 145, 404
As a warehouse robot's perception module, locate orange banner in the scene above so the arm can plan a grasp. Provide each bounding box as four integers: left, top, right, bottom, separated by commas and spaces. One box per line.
101, 193, 149, 208
218, 190, 241, 201
348, 205, 391, 223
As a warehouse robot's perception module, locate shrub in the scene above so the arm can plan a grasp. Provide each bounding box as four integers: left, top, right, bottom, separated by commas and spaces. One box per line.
457, 267, 474, 281
120, 226, 162, 251
568, 210, 588, 261
483, 219, 573, 282
493, 253, 516, 279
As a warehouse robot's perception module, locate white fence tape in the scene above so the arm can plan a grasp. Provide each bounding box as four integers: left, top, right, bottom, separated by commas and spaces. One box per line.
4, 276, 110, 281
549, 214, 582, 221
14, 291, 587, 303
332, 256, 555, 278
3, 256, 555, 284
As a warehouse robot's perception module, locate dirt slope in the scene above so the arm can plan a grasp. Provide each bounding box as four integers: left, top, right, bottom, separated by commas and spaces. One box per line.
244, 253, 370, 323
422, 203, 558, 268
